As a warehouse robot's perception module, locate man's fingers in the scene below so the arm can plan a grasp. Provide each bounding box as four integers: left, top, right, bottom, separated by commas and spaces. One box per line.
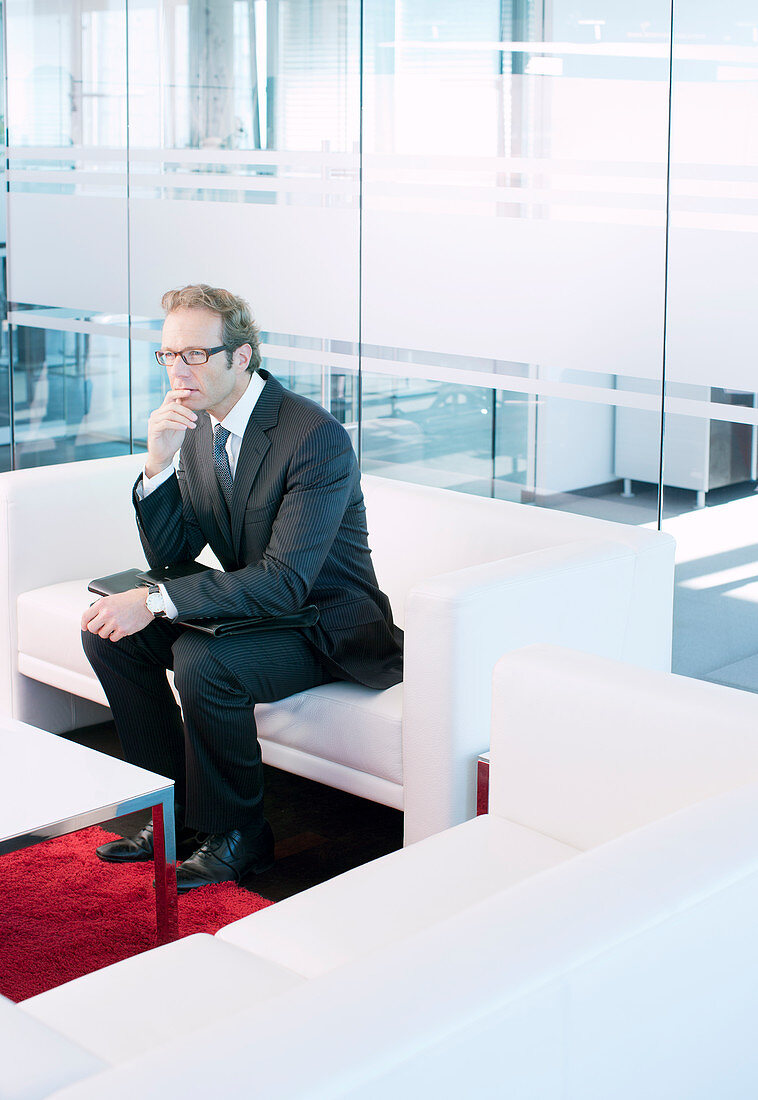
151, 407, 197, 430
153, 403, 196, 421
83, 599, 112, 636
82, 588, 152, 642
81, 600, 102, 630
154, 414, 195, 431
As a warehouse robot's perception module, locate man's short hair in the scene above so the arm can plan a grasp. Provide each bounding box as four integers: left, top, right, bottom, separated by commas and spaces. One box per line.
161, 284, 261, 373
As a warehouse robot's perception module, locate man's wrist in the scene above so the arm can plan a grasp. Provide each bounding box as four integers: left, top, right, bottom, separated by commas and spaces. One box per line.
144, 458, 172, 480
140, 464, 176, 500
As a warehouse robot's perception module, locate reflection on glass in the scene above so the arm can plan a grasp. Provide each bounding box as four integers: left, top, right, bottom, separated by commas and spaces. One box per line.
360, 375, 497, 493
12, 325, 130, 468
7, 0, 126, 148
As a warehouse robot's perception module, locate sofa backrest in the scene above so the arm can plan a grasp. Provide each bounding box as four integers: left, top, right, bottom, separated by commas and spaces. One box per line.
361, 475, 662, 627
490, 645, 758, 851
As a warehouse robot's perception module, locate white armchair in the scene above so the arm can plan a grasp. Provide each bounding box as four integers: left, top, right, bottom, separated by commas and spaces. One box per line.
0, 454, 675, 843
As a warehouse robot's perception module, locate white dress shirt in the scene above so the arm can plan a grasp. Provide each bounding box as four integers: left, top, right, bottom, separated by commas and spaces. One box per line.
138, 370, 266, 619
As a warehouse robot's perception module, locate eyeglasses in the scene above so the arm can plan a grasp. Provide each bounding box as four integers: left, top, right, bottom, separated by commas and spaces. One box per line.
155, 345, 226, 367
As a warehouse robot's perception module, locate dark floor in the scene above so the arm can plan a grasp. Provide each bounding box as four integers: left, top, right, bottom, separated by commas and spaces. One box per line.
66, 721, 404, 903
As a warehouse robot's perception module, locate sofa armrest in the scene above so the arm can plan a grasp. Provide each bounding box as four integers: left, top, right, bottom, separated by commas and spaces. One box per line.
0, 994, 105, 1100
0, 454, 145, 722
400, 536, 673, 845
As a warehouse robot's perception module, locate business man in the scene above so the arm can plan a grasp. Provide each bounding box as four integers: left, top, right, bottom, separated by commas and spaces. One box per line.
82, 285, 402, 892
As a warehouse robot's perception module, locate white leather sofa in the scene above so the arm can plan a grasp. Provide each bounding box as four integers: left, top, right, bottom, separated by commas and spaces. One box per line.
0, 454, 674, 843
6, 645, 758, 1099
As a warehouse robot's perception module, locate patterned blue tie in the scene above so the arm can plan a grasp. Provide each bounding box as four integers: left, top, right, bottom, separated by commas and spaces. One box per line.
212, 423, 234, 507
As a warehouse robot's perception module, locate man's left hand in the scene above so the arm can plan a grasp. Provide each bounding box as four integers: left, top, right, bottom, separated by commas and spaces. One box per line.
81, 588, 155, 642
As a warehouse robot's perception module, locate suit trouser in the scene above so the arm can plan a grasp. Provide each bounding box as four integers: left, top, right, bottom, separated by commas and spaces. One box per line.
82, 621, 332, 833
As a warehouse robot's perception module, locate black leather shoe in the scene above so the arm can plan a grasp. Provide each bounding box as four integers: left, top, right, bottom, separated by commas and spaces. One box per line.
96, 820, 204, 864
175, 821, 275, 893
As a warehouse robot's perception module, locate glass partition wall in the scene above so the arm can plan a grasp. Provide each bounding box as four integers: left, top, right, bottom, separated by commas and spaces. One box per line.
6, 0, 131, 468
3, 1, 758, 690
0, 0, 9, 472
360, 0, 668, 524
662, 2, 758, 691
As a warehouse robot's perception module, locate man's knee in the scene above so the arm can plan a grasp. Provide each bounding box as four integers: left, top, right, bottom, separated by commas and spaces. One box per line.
82, 623, 165, 673
81, 626, 110, 667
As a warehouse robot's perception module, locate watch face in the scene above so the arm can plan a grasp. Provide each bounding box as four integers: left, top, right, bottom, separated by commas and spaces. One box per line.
146, 591, 163, 614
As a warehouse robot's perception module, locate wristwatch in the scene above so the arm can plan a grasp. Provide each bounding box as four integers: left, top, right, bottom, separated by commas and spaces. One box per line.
145, 584, 167, 618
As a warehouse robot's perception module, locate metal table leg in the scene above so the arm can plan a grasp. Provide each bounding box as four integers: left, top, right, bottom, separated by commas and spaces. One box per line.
152, 799, 178, 943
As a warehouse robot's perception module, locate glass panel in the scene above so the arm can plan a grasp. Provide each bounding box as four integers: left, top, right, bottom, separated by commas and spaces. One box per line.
360, 0, 671, 523
360, 373, 496, 492
5, 0, 131, 467
0, 2, 10, 472
126, 0, 361, 449
663, 2, 758, 688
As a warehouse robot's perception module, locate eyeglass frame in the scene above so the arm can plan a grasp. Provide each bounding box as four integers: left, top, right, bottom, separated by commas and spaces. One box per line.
154, 345, 227, 367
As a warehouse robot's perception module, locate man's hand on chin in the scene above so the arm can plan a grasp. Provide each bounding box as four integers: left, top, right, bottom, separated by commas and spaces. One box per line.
81, 588, 156, 643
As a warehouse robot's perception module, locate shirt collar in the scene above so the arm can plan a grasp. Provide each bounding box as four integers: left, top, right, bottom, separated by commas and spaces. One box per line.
208, 370, 265, 439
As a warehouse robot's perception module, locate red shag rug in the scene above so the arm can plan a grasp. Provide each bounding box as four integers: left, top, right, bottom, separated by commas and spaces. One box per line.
0, 826, 273, 1003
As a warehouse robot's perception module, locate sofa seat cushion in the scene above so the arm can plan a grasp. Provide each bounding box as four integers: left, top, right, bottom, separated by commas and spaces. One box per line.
217, 813, 579, 977
20, 934, 305, 1066
18, 581, 103, 699
257, 681, 403, 786
18, 581, 404, 786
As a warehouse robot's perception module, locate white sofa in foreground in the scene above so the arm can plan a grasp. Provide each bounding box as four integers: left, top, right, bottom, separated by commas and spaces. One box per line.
0, 454, 674, 843
6, 645, 758, 1098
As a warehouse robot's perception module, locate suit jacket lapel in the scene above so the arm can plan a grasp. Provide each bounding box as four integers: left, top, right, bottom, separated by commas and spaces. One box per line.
229, 374, 282, 552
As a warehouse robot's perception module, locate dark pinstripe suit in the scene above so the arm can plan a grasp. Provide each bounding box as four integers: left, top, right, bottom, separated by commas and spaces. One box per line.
83, 370, 403, 832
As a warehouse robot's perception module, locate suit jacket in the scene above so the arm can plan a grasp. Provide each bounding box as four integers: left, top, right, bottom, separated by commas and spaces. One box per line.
133, 370, 403, 690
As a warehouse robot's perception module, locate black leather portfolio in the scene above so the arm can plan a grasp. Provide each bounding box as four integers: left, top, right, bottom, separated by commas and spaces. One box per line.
87, 568, 146, 596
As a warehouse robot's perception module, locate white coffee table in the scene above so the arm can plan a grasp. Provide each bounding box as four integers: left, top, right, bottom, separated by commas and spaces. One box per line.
0, 718, 178, 943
